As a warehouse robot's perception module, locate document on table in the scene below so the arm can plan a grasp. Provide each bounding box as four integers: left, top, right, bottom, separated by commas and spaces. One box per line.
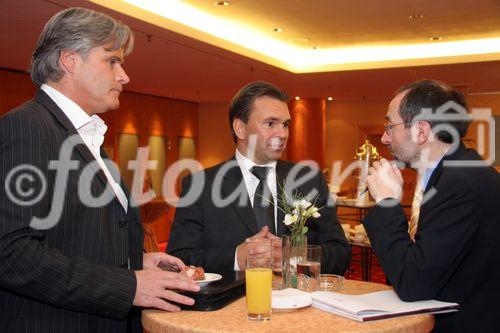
310, 290, 459, 322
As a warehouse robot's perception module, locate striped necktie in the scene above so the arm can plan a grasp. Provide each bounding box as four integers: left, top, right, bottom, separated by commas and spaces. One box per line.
409, 176, 424, 241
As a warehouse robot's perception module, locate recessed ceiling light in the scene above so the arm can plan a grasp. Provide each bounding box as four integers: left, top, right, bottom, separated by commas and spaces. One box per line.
214, 1, 230, 6
430, 36, 443, 41
409, 13, 424, 20
271, 27, 283, 33
295, 96, 300, 100
327, 96, 333, 101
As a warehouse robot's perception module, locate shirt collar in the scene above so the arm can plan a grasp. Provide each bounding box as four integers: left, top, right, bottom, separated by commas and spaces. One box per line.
421, 147, 450, 190
41, 83, 93, 130
235, 148, 277, 174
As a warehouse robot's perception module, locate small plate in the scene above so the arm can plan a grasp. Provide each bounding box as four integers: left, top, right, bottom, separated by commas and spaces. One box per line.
272, 288, 312, 310
196, 273, 222, 286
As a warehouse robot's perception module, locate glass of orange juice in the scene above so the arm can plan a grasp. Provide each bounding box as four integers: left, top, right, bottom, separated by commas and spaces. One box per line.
246, 257, 272, 321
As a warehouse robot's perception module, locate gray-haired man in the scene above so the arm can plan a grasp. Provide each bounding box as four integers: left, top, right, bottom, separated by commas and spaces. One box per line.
0, 7, 198, 333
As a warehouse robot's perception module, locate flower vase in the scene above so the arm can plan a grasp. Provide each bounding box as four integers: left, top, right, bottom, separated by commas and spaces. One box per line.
281, 234, 307, 288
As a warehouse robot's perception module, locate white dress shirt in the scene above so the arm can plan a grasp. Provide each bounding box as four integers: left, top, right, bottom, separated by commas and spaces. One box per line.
233, 149, 278, 270
41, 84, 128, 212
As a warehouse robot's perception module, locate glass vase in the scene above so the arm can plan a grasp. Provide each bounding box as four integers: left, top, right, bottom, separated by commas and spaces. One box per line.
281, 234, 307, 288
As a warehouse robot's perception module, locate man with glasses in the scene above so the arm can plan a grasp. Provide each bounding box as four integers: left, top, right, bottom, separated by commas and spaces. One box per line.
362, 80, 500, 332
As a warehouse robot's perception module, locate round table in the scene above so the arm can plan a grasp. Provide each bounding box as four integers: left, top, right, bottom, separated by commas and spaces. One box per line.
142, 280, 434, 333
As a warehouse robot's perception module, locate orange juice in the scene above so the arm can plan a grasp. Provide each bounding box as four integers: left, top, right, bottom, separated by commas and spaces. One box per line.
246, 268, 272, 317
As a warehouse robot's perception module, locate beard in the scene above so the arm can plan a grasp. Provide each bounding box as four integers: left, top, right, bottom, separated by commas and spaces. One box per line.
389, 142, 420, 166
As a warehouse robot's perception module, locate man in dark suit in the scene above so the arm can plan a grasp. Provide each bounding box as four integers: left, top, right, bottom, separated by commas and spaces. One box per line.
362, 80, 500, 332
168, 81, 350, 274
0, 8, 199, 333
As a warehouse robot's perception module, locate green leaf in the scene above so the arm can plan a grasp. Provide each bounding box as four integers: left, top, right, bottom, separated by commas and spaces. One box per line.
301, 226, 308, 235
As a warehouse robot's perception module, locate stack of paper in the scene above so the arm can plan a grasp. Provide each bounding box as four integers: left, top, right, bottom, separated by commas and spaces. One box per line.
311, 290, 459, 322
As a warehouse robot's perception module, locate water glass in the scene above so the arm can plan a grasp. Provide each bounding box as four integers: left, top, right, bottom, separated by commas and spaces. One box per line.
296, 245, 321, 292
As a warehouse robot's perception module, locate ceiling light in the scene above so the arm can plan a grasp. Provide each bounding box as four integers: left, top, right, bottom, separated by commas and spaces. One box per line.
271, 27, 283, 33
96, 0, 500, 73
295, 96, 300, 101
409, 13, 424, 20
327, 96, 333, 101
214, 1, 230, 6
430, 36, 443, 41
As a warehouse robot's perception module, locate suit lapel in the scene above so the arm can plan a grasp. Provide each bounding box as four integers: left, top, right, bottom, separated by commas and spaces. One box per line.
35, 90, 109, 188
419, 143, 468, 228
424, 143, 467, 193
220, 159, 258, 235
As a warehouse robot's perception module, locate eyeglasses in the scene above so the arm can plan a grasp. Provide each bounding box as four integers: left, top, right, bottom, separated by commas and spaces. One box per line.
384, 122, 411, 135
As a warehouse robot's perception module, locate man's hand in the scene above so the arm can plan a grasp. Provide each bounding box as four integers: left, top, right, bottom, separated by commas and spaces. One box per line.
236, 226, 279, 270
133, 269, 200, 312
134, 252, 200, 312
366, 158, 404, 203
143, 252, 186, 272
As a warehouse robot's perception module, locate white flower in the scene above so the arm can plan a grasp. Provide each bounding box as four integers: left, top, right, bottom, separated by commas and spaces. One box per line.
300, 199, 312, 209
304, 206, 321, 219
284, 213, 298, 226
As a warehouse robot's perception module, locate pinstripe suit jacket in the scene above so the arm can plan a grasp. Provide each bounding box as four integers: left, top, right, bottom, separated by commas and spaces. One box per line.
0, 90, 144, 332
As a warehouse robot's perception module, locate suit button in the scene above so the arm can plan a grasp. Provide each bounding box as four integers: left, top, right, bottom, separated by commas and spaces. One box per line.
118, 218, 127, 227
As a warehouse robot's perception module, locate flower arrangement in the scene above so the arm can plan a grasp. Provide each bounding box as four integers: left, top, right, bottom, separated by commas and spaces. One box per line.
279, 190, 322, 244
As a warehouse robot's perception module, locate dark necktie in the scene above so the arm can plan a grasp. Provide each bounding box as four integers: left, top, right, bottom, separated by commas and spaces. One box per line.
251, 166, 276, 234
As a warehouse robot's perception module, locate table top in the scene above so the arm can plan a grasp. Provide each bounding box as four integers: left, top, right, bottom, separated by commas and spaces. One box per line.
142, 279, 434, 333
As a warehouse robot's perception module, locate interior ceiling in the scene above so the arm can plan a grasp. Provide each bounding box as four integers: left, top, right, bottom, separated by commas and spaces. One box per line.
1, 0, 500, 103
185, 0, 500, 46
91, 0, 500, 72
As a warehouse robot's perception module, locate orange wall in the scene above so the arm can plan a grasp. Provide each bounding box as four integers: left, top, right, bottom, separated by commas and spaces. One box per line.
101, 91, 198, 166
0, 68, 199, 244
198, 100, 330, 168
0, 69, 198, 167
467, 94, 500, 172
2, 68, 498, 184
0, 69, 37, 114
325, 94, 500, 193
325, 98, 389, 193
198, 102, 234, 168
288, 98, 326, 168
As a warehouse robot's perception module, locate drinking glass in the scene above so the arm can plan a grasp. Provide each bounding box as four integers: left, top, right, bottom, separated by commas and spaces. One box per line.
319, 274, 345, 291
246, 257, 272, 321
271, 238, 284, 290
296, 245, 321, 292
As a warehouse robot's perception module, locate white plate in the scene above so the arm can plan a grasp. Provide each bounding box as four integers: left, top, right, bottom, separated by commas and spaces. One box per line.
196, 273, 222, 286
272, 288, 312, 310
